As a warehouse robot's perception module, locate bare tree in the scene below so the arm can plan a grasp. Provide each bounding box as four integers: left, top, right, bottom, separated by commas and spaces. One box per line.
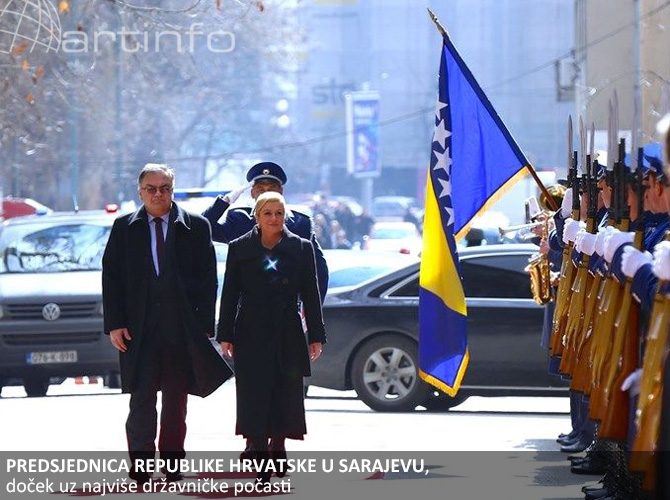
0, 0, 305, 209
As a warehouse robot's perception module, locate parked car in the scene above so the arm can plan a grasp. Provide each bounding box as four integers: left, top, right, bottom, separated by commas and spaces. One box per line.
310, 244, 566, 412
324, 249, 418, 290
0, 210, 120, 396
364, 221, 422, 255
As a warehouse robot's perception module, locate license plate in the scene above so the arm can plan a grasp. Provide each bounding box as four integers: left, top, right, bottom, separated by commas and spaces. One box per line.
26, 350, 78, 364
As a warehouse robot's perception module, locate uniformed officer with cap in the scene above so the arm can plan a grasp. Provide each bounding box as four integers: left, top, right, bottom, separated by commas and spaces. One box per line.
202, 161, 329, 301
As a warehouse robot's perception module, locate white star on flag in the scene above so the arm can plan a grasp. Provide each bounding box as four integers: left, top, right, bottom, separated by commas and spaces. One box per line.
444, 206, 455, 226
435, 100, 447, 119
433, 147, 452, 173
432, 119, 451, 150
437, 177, 452, 199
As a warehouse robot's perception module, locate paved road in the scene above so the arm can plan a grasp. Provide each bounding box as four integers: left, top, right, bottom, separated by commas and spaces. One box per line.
0, 379, 597, 499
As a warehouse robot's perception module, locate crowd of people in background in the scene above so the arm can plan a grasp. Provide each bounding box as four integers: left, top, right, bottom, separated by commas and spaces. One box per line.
309, 197, 374, 250
305, 195, 424, 251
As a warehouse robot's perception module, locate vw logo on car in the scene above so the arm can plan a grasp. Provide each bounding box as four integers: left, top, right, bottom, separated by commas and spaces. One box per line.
41, 303, 61, 321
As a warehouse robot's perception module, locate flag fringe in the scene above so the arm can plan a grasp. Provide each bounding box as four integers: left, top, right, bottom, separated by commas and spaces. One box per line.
419, 349, 470, 397
454, 166, 531, 242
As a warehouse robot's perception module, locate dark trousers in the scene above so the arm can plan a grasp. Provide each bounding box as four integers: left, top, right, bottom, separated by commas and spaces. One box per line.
126, 341, 189, 462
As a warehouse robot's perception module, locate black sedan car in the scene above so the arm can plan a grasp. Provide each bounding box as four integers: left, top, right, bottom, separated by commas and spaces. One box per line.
309, 244, 567, 412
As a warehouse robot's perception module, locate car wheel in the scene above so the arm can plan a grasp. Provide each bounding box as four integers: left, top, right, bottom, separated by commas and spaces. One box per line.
351, 334, 430, 412
23, 376, 49, 397
421, 391, 468, 411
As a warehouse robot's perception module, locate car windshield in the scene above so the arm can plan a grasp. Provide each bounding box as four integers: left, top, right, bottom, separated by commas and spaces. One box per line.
0, 222, 111, 273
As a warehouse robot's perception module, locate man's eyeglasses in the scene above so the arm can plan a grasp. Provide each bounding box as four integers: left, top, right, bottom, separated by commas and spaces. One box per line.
141, 185, 173, 195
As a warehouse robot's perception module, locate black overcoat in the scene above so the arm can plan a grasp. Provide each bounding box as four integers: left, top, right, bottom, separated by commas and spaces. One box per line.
102, 203, 232, 396
216, 226, 326, 438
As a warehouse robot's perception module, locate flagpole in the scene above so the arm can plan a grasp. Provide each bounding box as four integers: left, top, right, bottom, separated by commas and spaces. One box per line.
525, 167, 559, 211
427, 8, 447, 37
426, 9, 556, 211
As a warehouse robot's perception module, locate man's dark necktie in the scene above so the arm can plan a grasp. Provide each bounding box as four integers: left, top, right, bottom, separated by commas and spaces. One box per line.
154, 218, 165, 273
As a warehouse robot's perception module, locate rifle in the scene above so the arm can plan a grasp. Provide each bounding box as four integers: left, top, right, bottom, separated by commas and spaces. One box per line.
599, 147, 645, 440
629, 230, 670, 491
589, 138, 628, 421
570, 154, 602, 392
561, 149, 597, 377
550, 150, 580, 356
549, 116, 575, 355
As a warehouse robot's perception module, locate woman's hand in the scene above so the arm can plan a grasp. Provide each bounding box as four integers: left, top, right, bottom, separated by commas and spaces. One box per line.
309, 342, 323, 362
220, 342, 234, 359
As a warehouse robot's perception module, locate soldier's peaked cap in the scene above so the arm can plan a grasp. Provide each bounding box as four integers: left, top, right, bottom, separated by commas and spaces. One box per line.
246, 162, 287, 186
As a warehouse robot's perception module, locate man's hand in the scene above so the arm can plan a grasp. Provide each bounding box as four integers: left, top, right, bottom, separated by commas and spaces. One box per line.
220, 342, 234, 359
223, 183, 252, 204
110, 328, 132, 353
309, 342, 323, 362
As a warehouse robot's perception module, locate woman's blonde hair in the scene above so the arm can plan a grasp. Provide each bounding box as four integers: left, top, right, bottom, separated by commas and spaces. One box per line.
253, 191, 291, 217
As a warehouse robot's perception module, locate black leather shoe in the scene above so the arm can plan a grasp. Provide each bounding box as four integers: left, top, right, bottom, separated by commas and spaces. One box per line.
240, 440, 257, 461
129, 470, 151, 484
165, 471, 184, 482
558, 435, 578, 446
271, 449, 287, 478
561, 440, 589, 453
570, 459, 607, 475
582, 478, 607, 493
584, 487, 611, 500
255, 451, 272, 484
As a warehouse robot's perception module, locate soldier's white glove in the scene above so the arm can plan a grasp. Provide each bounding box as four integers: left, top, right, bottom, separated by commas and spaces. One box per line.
223, 182, 252, 204
574, 229, 587, 253
579, 232, 597, 256
560, 188, 573, 218
652, 241, 670, 280
604, 231, 634, 263
621, 368, 642, 397
562, 218, 585, 245
621, 246, 652, 279
595, 226, 615, 256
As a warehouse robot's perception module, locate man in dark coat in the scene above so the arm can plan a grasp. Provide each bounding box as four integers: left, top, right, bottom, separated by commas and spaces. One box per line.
202, 161, 329, 301
102, 164, 232, 483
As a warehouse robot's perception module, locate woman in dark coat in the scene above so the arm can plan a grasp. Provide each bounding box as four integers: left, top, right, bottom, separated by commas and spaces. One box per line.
217, 191, 326, 480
